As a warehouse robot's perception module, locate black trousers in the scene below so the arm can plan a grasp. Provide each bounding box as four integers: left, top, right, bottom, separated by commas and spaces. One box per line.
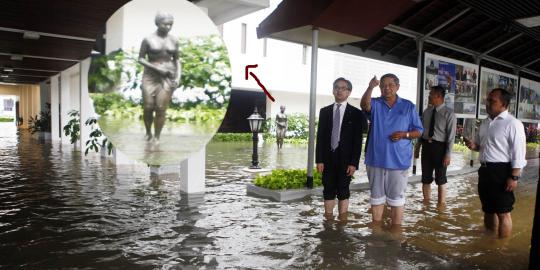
322, 149, 351, 200
478, 162, 514, 214
421, 139, 448, 185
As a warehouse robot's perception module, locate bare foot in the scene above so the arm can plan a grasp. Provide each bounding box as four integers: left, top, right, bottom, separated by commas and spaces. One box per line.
436, 202, 446, 211
324, 212, 334, 222
337, 213, 348, 225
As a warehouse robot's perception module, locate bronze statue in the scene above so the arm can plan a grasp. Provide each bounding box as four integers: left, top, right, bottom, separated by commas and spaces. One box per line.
138, 11, 180, 141
275, 105, 288, 149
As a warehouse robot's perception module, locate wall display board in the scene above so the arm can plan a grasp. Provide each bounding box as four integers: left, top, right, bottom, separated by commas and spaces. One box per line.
518, 77, 540, 123
479, 67, 517, 118
424, 53, 478, 118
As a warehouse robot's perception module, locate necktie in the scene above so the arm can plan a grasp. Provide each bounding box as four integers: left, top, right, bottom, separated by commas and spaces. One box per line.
331, 103, 341, 150
428, 107, 436, 138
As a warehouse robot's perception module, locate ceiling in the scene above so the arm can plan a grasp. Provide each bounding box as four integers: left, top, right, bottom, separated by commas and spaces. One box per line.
2, 0, 540, 84
0, 0, 132, 85
331, 0, 540, 81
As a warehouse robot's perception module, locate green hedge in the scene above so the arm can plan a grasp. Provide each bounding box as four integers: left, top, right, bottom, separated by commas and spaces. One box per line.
0, 117, 14, 122
212, 133, 253, 142
253, 169, 322, 190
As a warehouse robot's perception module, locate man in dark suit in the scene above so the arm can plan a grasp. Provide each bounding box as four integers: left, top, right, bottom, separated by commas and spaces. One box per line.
316, 77, 367, 221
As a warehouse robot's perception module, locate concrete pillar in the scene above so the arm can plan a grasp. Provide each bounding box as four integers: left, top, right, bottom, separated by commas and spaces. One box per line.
50, 75, 61, 141
180, 147, 205, 194
79, 58, 92, 155
60, 64, 80, 147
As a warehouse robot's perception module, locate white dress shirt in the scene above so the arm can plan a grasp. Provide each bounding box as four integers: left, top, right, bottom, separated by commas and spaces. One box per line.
475, 110, 527, 168
333, 101, 347, 129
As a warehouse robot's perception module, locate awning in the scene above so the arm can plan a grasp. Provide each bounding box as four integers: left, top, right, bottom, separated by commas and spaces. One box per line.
257, 0, 418, 47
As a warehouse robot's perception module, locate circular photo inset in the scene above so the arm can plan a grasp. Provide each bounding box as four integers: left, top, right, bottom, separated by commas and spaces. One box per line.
88, 0, 231, 165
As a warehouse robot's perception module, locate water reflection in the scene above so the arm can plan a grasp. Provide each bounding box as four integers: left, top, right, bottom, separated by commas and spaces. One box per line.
99, 117, 219, 165
0, 123, 537, 269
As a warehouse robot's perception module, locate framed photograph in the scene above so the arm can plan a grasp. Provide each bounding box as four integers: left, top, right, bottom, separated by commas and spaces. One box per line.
478, 67, 517, 118
424, 53, 479, 118
518, 77, 540, 123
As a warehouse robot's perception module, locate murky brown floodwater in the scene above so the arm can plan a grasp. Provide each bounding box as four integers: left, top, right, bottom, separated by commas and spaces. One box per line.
0, 122, 537, 269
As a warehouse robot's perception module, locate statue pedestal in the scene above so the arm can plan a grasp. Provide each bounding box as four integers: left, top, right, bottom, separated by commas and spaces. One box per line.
180, 147, 205, 194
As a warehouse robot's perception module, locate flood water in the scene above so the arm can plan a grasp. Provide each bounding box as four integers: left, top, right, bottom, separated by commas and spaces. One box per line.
0, 122, 538, 269
98, 117, 220, 165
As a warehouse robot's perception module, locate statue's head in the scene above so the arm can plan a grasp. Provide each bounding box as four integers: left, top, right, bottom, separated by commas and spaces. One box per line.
155, 11, 174, 33
280, 105, 285, 112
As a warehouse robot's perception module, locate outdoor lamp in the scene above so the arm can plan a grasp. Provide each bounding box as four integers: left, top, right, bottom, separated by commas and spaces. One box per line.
247, 107, 264, 133
247, 107, 264, 169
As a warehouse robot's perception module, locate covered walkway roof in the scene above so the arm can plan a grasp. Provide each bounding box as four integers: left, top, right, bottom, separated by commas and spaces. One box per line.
258, 0, 540, 80
0, 0, 268, 85
0, 0, 130, 85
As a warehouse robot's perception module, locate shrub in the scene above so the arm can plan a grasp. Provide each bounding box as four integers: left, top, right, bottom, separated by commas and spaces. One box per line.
28, 103, 52, 133
63, 110, 80, 144
212, 133, 253, 142
253, 169, 322, 190
0, 117, 14, 122
84, 117, 113, 156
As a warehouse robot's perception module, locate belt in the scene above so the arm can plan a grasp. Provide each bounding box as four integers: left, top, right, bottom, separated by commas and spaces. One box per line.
424, 138, 444, 144
480, 162, 510, 168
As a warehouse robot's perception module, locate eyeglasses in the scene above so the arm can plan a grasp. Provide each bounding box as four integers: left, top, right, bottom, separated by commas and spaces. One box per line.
333, 86, 349, 91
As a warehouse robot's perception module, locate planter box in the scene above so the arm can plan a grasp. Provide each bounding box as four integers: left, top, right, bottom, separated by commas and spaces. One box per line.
246, 184, 322, 201
247, 165, 480, 202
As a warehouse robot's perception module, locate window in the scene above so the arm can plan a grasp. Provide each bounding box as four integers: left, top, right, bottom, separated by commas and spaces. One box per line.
302, 45, 308, 65
263, 38, 267, 57
241, 23, 247, 54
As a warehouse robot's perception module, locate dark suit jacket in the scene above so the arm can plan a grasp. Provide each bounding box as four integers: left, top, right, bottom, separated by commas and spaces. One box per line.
316, 103, 367, 169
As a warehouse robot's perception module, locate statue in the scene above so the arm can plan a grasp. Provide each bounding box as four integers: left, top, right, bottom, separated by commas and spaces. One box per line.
275, 105, 288, 149
138, 11, 180, 141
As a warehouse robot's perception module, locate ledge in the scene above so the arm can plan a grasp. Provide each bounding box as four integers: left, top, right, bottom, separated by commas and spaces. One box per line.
246, 165, 481, 202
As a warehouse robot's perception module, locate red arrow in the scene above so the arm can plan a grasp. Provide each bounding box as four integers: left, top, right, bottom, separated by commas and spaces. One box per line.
245, 64, 275, 102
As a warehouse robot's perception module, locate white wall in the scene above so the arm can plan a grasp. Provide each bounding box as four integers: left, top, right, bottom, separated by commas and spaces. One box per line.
265, 89, 361, 118
222, 0, 419, 109
106, 0, 219, 53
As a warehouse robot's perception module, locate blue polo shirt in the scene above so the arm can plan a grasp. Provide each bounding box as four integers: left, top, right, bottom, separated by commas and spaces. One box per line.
365, 96, 423, 170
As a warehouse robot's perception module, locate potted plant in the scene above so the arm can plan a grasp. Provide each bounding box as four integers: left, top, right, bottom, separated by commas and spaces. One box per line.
28, 103, 52, 141
84, 116, 113, 156
63, 110, 80, 150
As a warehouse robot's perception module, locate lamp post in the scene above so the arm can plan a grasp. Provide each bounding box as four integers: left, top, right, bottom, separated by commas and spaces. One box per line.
247, 106, 264, 169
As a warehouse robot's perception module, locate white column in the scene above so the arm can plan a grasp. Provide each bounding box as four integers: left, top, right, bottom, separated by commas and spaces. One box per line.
80, 58, 92, 156
60, 72, 71, 145
180, 147, 206, 194
60, 63, 80, 146
50, 75, 60, 141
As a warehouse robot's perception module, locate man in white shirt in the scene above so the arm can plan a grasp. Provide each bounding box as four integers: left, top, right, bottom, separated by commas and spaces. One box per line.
465, 88, 527, 238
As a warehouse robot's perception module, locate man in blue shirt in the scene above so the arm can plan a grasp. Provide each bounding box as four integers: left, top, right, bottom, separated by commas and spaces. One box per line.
360, 74, 423, 228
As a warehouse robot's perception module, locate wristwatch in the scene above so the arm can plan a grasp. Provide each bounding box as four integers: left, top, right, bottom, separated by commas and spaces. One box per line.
511, 175, 520, 181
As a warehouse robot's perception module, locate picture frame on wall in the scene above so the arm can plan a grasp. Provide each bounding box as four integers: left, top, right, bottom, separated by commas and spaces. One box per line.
478, 67, 518, 119
424, 52, 479, 118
